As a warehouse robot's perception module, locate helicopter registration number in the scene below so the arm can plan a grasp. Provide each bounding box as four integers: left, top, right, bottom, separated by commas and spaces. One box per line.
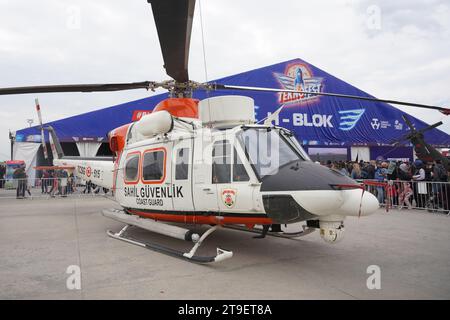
77, 165, 101, 179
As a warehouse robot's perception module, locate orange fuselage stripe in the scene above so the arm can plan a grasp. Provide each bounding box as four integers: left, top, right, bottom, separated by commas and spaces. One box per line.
128, 209, 273, 226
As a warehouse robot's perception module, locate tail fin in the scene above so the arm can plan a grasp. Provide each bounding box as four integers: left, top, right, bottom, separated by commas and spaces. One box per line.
45, 126, 64, 160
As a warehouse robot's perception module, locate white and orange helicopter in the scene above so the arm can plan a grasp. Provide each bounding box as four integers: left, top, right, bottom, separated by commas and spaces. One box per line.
2, 0, 449, 263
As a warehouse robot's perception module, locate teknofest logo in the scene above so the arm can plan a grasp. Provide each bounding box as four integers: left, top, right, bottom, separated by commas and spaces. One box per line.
274, 63, 324, 106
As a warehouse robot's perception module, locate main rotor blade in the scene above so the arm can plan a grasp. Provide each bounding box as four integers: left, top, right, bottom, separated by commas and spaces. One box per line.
390, 134, 413, 146
418, 121, 443, 134
212, 84, 450, 115
148, 0, 196, 83
0, 82, 153, 95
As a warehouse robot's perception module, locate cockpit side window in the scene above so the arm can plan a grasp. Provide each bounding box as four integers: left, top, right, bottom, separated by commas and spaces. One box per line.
280, 130, 311, 161
238, 128, 305, 179
212, 140, 231, 184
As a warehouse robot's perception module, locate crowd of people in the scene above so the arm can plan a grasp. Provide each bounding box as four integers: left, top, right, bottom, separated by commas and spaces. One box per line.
0, 165, 107, 199
39, 169, 76, 197
40, 170, 109, 197
8, 166, 74, 199
321, 158, 450, 211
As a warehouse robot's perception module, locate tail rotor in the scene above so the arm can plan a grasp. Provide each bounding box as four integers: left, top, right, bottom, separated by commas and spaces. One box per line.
35, 98, 48, 159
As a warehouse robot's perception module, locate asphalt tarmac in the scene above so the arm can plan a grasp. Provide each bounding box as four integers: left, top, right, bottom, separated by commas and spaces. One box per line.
1, 194, 449, 299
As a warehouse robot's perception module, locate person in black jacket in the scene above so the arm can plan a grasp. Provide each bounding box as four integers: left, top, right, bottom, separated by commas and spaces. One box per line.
366, 160, 376, 179
0, 164, 5, 188
13, 165, 27, 199
431, 160, 448, 210
398, 163, 412, 181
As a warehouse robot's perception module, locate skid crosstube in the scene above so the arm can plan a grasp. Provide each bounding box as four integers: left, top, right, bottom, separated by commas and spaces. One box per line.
225, 224, 316, 240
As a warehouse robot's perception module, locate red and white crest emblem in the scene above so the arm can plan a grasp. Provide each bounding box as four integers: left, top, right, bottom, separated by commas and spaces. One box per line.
221, 189, 237, 208
86, 166, 92, 177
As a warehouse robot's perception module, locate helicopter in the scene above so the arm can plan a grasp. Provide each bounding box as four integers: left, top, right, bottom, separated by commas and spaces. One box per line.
1, 0, 449, 263
391, 115, 450, 170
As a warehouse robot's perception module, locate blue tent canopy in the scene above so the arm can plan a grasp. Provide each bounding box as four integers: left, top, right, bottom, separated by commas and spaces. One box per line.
16, 58, 450, 147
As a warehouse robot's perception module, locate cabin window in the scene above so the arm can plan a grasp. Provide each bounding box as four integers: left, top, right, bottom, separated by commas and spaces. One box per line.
212, 140, 231, 184
142, 149, 165, 182
233, 148, 250, 182
175, 148, 189, 180
125, 153, 140, 182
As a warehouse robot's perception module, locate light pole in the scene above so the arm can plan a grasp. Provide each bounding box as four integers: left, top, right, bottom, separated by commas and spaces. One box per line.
9, 130, 15, 160
27, 119, 34, 127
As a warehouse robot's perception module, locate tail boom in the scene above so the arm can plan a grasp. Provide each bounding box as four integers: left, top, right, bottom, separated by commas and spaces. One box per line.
54, 158, 114, 190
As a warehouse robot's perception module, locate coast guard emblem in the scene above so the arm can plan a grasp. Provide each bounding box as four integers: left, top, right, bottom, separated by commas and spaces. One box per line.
222, 189, 237, 208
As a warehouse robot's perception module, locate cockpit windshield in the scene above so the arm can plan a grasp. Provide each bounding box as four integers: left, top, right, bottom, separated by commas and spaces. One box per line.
238, 128, 309, 179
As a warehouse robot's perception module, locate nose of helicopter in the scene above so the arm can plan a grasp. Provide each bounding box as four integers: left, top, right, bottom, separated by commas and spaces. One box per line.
289, 187, 379, 217
338, 188, 380, 216
260, 161, 379, 222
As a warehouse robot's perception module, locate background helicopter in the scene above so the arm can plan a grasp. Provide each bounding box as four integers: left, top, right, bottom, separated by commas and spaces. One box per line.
392, 115, 450, 170
1, 0, 449, 263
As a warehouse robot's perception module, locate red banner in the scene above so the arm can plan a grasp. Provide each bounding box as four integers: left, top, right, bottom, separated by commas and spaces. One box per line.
132, 110, 152, 122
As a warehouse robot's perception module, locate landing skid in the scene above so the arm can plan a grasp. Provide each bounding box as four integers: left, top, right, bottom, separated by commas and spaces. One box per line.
225, 224, 316, 240
107, 225, 233, 264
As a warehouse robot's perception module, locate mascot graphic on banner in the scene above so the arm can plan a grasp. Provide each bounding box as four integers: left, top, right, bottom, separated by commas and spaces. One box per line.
274, 63, 324, 107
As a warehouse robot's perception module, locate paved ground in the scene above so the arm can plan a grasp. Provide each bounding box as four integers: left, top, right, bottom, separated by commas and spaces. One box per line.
0, 194, 449, 300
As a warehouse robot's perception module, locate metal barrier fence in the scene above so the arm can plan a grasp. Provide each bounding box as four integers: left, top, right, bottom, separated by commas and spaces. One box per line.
362, 179, 450, 214
0, 177, 112, 199
1, 177, 450, 214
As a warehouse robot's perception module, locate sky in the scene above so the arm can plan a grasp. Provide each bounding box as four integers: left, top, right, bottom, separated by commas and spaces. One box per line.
0, 0, 449, 160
